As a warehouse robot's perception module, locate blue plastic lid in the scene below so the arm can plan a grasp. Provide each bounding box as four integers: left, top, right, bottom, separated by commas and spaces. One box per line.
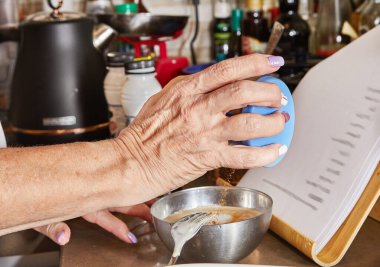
182, 62, 215, 75
242, 76, 295, 167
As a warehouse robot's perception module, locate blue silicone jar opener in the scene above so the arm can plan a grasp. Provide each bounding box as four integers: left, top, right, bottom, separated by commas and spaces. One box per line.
242, 76, 295, 167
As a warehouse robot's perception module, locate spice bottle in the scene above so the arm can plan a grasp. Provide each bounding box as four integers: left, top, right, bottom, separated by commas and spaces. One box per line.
211, 0, 231, 61
104, 52, 132, 136
228, 8, 244, 58
121, 57, 162, 126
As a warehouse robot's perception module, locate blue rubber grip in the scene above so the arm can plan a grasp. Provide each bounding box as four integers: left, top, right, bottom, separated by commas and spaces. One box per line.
242, 76, 295, 167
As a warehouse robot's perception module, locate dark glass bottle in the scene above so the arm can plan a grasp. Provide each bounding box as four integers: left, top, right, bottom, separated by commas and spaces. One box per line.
277, 0, 310, 62
243, 0, 270, 54
228, 8, 243, 58
211, 0, 231, 61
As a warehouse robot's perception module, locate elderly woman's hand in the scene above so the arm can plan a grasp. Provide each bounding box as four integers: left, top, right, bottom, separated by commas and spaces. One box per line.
35, 201, 154, 245
114, 54, 287, 205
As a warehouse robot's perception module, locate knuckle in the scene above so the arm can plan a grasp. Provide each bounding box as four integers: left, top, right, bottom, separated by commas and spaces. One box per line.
225, 81, 242, 100
233, 81, 251, 101
250, 54, 267, 73
212, 61, 236, 79
166, 75, 186, 88
250, 61, 262, 75
169, 75, 196, 93
179, 104, 195, 124
198, 150, 217, 168
182, 132, 199, 147
245, 115, 262, 131
196, 134, 209, 147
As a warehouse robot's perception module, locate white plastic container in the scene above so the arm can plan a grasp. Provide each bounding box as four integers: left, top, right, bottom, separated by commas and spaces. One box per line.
104, 52, 131, 136
121, 58, 162, 126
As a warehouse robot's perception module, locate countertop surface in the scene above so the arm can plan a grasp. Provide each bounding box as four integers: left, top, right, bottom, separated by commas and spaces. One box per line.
60, 215, 380, 267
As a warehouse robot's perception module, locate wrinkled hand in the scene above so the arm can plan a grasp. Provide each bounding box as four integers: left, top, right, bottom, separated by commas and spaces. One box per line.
35, 202, 153, 245
115, 54, 287, 204
34, 54, 286, 245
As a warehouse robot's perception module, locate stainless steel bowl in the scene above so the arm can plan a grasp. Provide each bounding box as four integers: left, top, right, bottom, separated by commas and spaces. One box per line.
151, 186, 273, 263
94, 13, 188, 37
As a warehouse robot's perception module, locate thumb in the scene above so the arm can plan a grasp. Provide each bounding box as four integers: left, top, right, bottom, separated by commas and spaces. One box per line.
34, 222, 71, 246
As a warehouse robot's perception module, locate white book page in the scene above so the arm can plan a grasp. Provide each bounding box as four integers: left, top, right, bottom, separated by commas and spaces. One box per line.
239, 27, 380, 253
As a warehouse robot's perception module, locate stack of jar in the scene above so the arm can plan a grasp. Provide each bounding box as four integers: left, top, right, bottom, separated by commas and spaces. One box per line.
104, 54, 162, 137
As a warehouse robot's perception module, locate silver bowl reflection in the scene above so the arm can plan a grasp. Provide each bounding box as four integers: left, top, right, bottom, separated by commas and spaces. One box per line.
151, 186, 273, 263
94, 13, 188, 37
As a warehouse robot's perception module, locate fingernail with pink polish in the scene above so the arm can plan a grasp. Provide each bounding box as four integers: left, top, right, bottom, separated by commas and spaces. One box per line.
268, 56, 285, 67
279, 145, 288, 156
281, 111, 290, 123
128, 232, 138, 244
56, 231, 66, 246
281, 93, 288, 106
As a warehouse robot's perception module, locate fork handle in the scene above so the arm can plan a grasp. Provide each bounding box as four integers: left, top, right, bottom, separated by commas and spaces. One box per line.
168, 255, 179, 265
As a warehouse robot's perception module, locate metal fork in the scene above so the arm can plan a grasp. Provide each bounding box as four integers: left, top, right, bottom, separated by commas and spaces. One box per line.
167, 212, 215, 265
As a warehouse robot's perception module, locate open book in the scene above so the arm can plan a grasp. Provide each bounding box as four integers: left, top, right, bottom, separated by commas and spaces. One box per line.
238, 27, 380, 266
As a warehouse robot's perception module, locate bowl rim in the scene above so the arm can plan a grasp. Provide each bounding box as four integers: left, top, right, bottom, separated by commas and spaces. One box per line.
150, 186, 273, 225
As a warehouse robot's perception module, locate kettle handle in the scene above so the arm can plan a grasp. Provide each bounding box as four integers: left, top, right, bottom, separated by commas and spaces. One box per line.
48, 0, 63, 18
0, 26, 19, 42
93, 24, 117, 52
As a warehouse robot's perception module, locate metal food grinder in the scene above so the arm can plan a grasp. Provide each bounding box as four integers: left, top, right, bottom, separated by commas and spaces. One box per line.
0, 0, 115, 145
113, 13, 189, 87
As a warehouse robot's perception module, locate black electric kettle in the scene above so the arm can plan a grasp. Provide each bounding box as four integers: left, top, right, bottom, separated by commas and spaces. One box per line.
0, 0, 116, 145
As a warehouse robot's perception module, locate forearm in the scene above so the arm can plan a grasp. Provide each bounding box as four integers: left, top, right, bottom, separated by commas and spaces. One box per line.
0, 139, 138, 235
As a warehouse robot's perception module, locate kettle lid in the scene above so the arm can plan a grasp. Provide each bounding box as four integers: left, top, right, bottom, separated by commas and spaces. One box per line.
27, 0, 85, 23
27, 11, 85, 23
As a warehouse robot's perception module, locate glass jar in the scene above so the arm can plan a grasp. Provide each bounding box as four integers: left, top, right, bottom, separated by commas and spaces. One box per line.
315, 0, 353, 57
359, 0, 380, 35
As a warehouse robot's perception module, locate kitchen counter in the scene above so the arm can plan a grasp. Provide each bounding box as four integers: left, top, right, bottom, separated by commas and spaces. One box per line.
60, 213, 380, 266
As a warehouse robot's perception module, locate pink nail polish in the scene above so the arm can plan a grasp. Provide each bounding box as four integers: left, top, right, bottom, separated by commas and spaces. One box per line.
281, 111, 290, 123
268, 56, 285, 67
56, 231, 66, 245
127, 232, 138, 244
275, 110, 290, 123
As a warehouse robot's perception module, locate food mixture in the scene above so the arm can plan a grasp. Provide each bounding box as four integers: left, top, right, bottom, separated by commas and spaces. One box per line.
164, 205, 261, 225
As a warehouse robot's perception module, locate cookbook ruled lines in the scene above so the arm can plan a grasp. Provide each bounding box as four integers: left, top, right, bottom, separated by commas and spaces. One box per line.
263, 179, 318, 211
